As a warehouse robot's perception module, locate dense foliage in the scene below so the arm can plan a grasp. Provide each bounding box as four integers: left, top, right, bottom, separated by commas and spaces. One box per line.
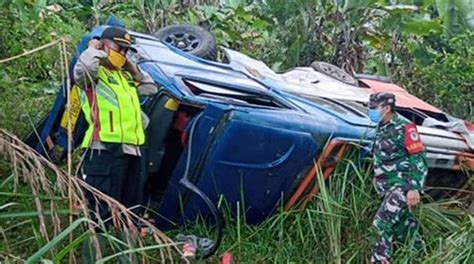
1, 0, 473, 122
0, 0, 473, 262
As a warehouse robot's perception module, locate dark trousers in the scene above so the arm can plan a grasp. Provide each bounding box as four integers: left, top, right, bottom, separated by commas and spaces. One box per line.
81, 146, 144, 224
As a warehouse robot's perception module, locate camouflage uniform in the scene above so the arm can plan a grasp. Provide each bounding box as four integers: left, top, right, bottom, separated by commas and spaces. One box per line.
371, 113, 428, 263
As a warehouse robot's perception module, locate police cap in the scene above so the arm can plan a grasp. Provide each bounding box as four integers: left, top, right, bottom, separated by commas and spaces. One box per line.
101, 27, 134, 49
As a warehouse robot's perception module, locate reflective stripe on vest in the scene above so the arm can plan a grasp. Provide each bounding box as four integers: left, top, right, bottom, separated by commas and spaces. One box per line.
80, 66, 145, 147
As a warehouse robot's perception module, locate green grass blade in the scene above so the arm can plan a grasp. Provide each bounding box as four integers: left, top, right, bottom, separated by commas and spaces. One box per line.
26, 218, 93, 263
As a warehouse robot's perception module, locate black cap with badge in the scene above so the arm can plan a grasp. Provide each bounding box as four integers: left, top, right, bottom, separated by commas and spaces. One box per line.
369, 92, 396, 109
101, 26, 135, 51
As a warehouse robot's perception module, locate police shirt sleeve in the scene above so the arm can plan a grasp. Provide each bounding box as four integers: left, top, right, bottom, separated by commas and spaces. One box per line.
134, 71, 158, 96
74, 47, 108, 89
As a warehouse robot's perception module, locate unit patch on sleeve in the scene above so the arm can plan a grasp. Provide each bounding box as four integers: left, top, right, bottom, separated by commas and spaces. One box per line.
404, 123, 425, 154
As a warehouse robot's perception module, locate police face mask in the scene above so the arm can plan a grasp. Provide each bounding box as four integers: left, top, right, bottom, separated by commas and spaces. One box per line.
102, 40, 127, 69
107, 48, 127, 69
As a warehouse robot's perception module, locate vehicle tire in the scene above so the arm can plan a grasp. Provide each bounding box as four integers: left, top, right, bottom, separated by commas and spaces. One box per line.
424, 169, 469, 200
310, 61, 358, 86
153, 24, 217, 61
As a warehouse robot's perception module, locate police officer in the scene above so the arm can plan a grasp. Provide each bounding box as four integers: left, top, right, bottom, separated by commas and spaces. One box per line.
369, 92, 428, 263
74, 26, 157, 222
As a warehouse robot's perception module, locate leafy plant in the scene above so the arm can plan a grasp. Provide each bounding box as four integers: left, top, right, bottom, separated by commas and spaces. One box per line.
0, 1, 85, 81
0, 130, 180, 262
180, 151, 474, 262
1, 1, 474, 262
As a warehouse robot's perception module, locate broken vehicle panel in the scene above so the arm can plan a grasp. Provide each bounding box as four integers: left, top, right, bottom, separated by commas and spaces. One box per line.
134, 35, 374, 227
25, 25, 374, 228
221, 48, 473, 198
26, 22, 471, 229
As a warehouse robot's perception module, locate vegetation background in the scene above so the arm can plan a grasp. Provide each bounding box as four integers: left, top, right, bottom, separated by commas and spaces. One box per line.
0, 0, 473, 263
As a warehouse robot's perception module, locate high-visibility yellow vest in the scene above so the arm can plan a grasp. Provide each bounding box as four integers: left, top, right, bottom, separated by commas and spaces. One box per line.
80, 66, 145, 148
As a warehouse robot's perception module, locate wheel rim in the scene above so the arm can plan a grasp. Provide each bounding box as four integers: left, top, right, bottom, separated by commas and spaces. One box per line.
319, 63, 353, 83
164, 33, 201, 52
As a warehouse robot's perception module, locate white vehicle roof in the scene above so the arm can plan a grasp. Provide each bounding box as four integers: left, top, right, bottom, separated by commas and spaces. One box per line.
279, 67, 370, 102
223, 49, 369, 102
223, 48, 473, 151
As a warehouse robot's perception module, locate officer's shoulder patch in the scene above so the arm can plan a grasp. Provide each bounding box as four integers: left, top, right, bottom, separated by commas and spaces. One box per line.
404, 123, 425, 154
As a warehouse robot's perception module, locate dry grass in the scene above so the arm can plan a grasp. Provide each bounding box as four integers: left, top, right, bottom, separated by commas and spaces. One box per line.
0, 129, 183, 262
0, 35, 184, 262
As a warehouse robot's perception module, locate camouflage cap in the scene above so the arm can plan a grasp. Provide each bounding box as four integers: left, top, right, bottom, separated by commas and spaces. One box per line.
369, 92, 396, 108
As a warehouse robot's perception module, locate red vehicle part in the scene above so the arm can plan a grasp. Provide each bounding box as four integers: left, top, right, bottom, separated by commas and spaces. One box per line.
454, 152, 474, 171
464, 121, 474, 133
285, 139, 352, 210
359, 79, 442, 113
360, 79, 474, 172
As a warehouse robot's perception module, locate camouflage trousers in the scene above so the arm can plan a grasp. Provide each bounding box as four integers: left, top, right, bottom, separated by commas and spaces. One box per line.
371, 188, 424, 263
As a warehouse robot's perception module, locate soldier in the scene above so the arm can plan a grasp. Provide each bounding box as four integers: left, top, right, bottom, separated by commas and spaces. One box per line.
369, 92, 428, 263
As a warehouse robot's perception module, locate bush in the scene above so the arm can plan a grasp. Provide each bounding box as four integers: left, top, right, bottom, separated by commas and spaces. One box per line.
393, 33, 474, 120
0, 1, 86, 134
0, 2, 85, 81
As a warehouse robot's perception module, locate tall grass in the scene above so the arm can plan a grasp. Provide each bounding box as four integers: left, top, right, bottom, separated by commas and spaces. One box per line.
1, 132, 472, 263
0, 130, 182, 263
184, 151, 473, 263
